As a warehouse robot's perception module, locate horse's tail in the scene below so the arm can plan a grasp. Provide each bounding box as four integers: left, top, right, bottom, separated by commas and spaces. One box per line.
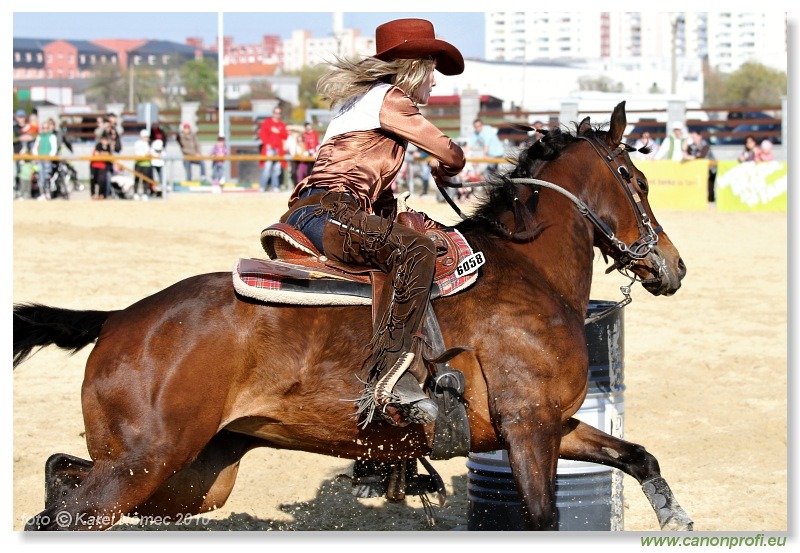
13, 303, 114, 369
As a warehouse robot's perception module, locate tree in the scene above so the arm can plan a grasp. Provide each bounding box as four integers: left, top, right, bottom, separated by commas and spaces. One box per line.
129, 66, 163, 109
704, 62, 787, 107
577, 75, 624, 93
244, 80, 277, 100
181, 58, 218, 106
286, 64, 331, 110
86, 63, 128, 107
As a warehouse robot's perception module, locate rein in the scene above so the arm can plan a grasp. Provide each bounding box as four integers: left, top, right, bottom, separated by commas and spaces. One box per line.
436, 133, 662, 325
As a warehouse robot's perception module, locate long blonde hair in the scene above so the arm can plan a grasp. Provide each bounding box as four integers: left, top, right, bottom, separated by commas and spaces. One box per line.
318, 56, 435, 108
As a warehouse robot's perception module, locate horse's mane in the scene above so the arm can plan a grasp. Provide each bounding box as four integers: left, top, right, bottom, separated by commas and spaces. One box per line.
457, 123, 597, 241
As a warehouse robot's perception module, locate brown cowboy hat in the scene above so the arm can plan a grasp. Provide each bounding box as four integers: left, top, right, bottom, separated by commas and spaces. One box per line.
374, 18, 464, 76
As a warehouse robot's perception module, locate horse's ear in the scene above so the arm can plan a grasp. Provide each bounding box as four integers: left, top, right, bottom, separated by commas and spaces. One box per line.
608, 101, 627, 145
578, 116, 592, 136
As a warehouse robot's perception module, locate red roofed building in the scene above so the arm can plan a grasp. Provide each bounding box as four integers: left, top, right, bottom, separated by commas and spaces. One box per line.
92, 39, 148, 67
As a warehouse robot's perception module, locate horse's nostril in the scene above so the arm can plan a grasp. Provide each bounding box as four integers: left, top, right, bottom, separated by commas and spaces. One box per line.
677, 258, 687, 279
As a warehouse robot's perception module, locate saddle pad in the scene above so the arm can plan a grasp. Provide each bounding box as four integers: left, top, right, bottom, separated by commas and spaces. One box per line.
233, 229, 481, 306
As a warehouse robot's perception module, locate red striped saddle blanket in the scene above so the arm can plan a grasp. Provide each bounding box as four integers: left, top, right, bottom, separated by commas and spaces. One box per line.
233, 222, 483, 306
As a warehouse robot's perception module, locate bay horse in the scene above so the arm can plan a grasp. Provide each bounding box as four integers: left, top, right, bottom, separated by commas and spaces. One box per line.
13, 102, 691, 531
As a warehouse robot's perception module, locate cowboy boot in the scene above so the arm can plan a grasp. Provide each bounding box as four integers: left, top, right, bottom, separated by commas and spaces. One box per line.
373, 353, 438, 427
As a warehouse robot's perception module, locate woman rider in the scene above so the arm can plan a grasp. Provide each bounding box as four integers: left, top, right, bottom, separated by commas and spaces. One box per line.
279, 19, 465, 428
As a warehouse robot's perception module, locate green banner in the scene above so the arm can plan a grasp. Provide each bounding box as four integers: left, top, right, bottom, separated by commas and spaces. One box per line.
716, 161, 787, 212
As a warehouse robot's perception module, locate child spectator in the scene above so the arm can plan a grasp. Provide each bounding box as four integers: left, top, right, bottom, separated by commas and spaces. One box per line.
133, 129, 153, 200
755, 139, 775, 162
209, 136, 228, 191
90, 135, 112, 199
17, 160, 36, 200
150, 138, 165, 197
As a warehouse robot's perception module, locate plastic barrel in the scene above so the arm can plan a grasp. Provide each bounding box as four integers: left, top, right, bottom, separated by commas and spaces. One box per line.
467, 299, 625, 531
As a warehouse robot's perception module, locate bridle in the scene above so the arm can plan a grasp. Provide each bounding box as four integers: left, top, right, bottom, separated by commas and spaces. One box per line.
436, 131, 664, 323
439, 132, 660, 269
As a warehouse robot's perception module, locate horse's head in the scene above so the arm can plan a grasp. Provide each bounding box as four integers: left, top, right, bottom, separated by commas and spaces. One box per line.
465, 101, 685, 297
576, 102, 686, 296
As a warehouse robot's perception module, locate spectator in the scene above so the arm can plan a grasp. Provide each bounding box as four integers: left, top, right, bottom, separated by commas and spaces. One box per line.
23, 112, 39, 149
177, 123, 207, 182
32, 118, 58, 195
258, 106, 288, 192
737, 135, 759, 163
684, 130, 717, 203
755, 139, 775, 162
530, 120, 546, 143
468, 118, 505, 177
149, 123, 166, 146
14, 109, 32, 193
93, 116, 106, 143
106, 112, 123, 136
410, 145, 433, 196
17, 159, 36, 200
110, 164, 135, 199
287, 129, 305, 186
150, 138, 165, 197
302, 122, 320, 155
632, 131, 659, 160
133, 129, 153, 200
655, 124, 687, 161
100, 117, 122, 153
90, 134, 113, 200
209, 135, 228, 190
52, 117, 73, 155
100, 117, 122, 197
298, 121, 320, 182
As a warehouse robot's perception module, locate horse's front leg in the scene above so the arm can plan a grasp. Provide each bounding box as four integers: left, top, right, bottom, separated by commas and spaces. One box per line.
560, 418, 693, 530
497, 400, 563, 530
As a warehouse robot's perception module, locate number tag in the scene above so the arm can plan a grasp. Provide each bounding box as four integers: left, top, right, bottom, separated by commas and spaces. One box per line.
455, 252, 485, 277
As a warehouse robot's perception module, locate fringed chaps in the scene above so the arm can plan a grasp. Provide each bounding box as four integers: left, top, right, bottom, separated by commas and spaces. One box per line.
316, 192, 437, 426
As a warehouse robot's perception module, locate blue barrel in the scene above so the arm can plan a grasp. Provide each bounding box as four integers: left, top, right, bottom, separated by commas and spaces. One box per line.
467, 299, 625, 531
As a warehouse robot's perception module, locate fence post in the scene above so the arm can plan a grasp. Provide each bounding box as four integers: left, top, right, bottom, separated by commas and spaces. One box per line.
667, 100, 687, 131
560, 102, 579, 129
460, 88, 480, 140
181, 101, 201, 129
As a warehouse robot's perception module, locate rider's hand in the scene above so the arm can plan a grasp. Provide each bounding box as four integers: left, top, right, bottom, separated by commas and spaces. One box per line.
433, 163, 462, 189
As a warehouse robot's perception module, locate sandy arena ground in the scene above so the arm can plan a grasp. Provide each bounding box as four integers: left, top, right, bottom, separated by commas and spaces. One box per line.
11, 190, 788, 537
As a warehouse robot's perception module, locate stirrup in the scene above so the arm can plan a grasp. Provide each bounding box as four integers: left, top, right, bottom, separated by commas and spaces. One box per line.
374, 353, 438, 427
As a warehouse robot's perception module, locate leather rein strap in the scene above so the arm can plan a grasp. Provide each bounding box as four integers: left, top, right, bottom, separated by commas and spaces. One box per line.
438, 134, 661, 265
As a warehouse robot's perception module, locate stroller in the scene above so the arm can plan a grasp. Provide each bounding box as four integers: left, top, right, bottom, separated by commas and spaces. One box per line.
40, 159, 80, 200
39, 134, 82, 200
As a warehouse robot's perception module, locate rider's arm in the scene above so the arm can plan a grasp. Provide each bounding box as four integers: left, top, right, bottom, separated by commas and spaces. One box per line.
379, 87, 465, 178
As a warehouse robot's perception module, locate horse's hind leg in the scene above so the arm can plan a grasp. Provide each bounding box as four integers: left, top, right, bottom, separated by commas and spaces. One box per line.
134, 430, 261, 519
29, 431, 259, 530
559, 418, 693, 530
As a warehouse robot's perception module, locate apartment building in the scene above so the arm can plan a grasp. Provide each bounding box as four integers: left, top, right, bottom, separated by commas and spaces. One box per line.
485, 12, 786, 73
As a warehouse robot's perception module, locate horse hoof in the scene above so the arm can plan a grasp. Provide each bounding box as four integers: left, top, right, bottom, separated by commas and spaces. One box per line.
661, 511, 694, 531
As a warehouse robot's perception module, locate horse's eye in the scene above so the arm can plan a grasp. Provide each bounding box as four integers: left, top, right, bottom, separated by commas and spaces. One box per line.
636, 178, 649, 193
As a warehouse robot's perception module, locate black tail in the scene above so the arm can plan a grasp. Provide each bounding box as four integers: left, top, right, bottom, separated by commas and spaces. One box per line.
13, 303, 113, 369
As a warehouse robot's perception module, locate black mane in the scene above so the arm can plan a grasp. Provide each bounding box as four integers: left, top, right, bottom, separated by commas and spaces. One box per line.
456, 125, 585, 240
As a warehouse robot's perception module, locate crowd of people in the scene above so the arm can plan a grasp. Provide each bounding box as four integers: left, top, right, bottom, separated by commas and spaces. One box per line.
628, 124, 778, 203
14, 109, 76, 200
13, 103, 780, 204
